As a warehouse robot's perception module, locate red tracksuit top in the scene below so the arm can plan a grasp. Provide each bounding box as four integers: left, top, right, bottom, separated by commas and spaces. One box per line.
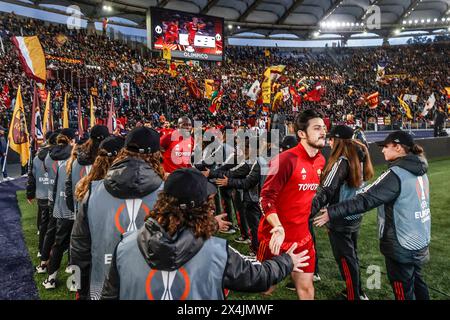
258, 142, 326, 245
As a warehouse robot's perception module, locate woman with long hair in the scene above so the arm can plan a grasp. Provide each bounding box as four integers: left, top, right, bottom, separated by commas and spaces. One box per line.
71, 127, 164, 300
310, 125, 374, 300
101, 168, 310, 300
314, 130, 431, 300
65, 125, 109, 213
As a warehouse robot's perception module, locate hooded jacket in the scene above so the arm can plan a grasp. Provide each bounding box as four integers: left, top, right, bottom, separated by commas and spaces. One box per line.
70, 157, 163, 300
101, 218, 294, 300
327, 154, 430, 264
65, 149, 96, 212
310, 146, 367, 232
45, 144, 72, 203
27, 146, 50, 200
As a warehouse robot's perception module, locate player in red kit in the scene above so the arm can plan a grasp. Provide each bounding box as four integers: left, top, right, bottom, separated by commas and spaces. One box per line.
160, 116, 194, 175
164, 21, 179, 44
185, 17, 205, 47
257, 110, 327, 300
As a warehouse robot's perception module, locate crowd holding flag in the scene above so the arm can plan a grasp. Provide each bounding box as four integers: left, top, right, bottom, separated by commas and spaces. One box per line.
62, 92, 69, 128
11, 36, 46, 83
204, 79, 215, 99
30, 85, 43, 149
422, 93, 436, 117
208, 90, 224, 115
42, 93, 53, 136
7, 85, 30, 167
366, 91, 379, 109
90, 95, 96, 128
398, 95, 413, 120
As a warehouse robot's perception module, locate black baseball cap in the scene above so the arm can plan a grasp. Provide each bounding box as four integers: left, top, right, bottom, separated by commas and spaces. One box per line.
280, 135, 298, 150
327, 125, 354, 139
164, 168, 217, 209
60, 128, 76, 140
377, 130, 414, 148
90, 125, 109, 142
100, 136, 125, 157
125, 127, 160, 154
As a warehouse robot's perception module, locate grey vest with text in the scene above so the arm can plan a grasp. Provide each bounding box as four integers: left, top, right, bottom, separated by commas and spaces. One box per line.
115, 232, 227, 300
32, 155, 49, 200
87, 180, 163, 300
45, 154, 60, 202
53, 161, 74, 219
377, 166, 431, 251
70, 159, 92, 213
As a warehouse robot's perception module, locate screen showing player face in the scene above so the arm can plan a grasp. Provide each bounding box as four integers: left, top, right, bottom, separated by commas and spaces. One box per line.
151, 7, 224, 61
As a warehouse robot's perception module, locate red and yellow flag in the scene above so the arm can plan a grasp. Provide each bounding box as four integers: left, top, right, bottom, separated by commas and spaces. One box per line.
8, 86, 30, 166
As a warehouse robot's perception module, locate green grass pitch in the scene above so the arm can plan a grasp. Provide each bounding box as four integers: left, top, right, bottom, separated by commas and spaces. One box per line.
18, 157, 450, 300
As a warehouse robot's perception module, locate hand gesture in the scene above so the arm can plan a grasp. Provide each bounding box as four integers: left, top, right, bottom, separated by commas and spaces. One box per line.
269, 225, 285, 255
313, 208, 330, 227
286, 243, 310, 273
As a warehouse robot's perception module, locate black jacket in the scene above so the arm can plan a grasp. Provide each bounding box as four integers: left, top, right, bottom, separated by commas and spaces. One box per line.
101, 218, 293, 299
65, 149, 96, 212
311, 148, 366, 232
26, 146, 49, 199
327, 154, 430, 263
226, 160, 261, 203
70, 158, 164, 300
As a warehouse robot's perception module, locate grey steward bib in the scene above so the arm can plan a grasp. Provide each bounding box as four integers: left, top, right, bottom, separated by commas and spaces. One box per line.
377, 166, 431, 251
53, 160, 74, 219
87, 180, 163, 300
70, 159, 92, 213
32, 155, 49, 200
115, 232, 227, 300
45, 154, 60, 202
338, 156, 366, 221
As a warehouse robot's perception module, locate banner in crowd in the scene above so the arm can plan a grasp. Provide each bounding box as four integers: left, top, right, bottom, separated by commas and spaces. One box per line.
208, 90, 223, 115
304, 84, 324, 102
12, 36, 46, 82
8, 86, 30, 166
45, 54, 82, 65
120, 83, 130, 100
204, 79, 215, 99
262, 67, 271, 105
163, 47, 171, 60
90, 95, 95, 128
42, 93, 53, 136
1, 84, 11, 108
246, 80, 261, 101
366, 91, 379, 109
271, 91, 283, 112
403, 94, 418, 103
30, 86, 43, 147
63, 93, 69, 128
376, 63, 386, 83
186, 78, 202, 99
281, 87, 290, 102
422, 93, 435, 117
398, 96, 413, 120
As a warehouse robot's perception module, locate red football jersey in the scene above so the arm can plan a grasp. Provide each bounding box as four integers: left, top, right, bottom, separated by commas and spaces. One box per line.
258, 143, 325, 245
160, 130, 193, 174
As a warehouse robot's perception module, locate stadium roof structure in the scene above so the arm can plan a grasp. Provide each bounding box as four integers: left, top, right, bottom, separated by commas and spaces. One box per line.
4, 0, 450, 40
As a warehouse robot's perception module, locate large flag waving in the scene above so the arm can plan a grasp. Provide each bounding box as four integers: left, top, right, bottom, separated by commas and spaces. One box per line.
63, 93, 69, 128
208, 90, 224, 115
30, 85, 43, 148
11, 36, 46, 83
8, 86, 30, 166
398, 96, 413, 120
366, 91, 379, 109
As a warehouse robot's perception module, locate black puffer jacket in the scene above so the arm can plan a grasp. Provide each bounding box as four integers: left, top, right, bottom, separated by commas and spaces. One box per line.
327, 154, 430, 264
101, 217, 294, 299
70, 157, 163, 300
65, 149, 96, 212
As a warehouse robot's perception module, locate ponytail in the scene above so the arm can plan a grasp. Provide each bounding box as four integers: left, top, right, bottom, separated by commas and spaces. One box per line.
411, 144, 425, 157
56, 134, 71, 145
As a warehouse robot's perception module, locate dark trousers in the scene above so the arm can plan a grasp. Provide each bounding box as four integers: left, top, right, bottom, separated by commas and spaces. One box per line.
385, 256, 430, 300
37, 199, 50, 254
243, 201, 261, 253
309, 221, 319, 274
328, 229, 363, 300
0, 156, 7, 178
233, 192, 249, 239
221, 188, 236, 227
41, 207, 57, 262
434, 124, 443, 137
47, 218, 74, 275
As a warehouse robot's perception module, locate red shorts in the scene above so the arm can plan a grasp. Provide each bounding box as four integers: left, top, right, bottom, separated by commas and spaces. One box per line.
257, 238, 316, 274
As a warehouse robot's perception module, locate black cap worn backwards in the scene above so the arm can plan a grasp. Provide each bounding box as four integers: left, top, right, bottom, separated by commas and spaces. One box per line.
125, 126, 160, 154
99, 136, 125, 157
90, 125, 110, 142
327, 125, 354, 140
164, 168, 217, 209
376, 130, 414, 148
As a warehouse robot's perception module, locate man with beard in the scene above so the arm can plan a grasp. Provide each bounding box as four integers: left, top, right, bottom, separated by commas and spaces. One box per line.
257, 110, 326, 300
